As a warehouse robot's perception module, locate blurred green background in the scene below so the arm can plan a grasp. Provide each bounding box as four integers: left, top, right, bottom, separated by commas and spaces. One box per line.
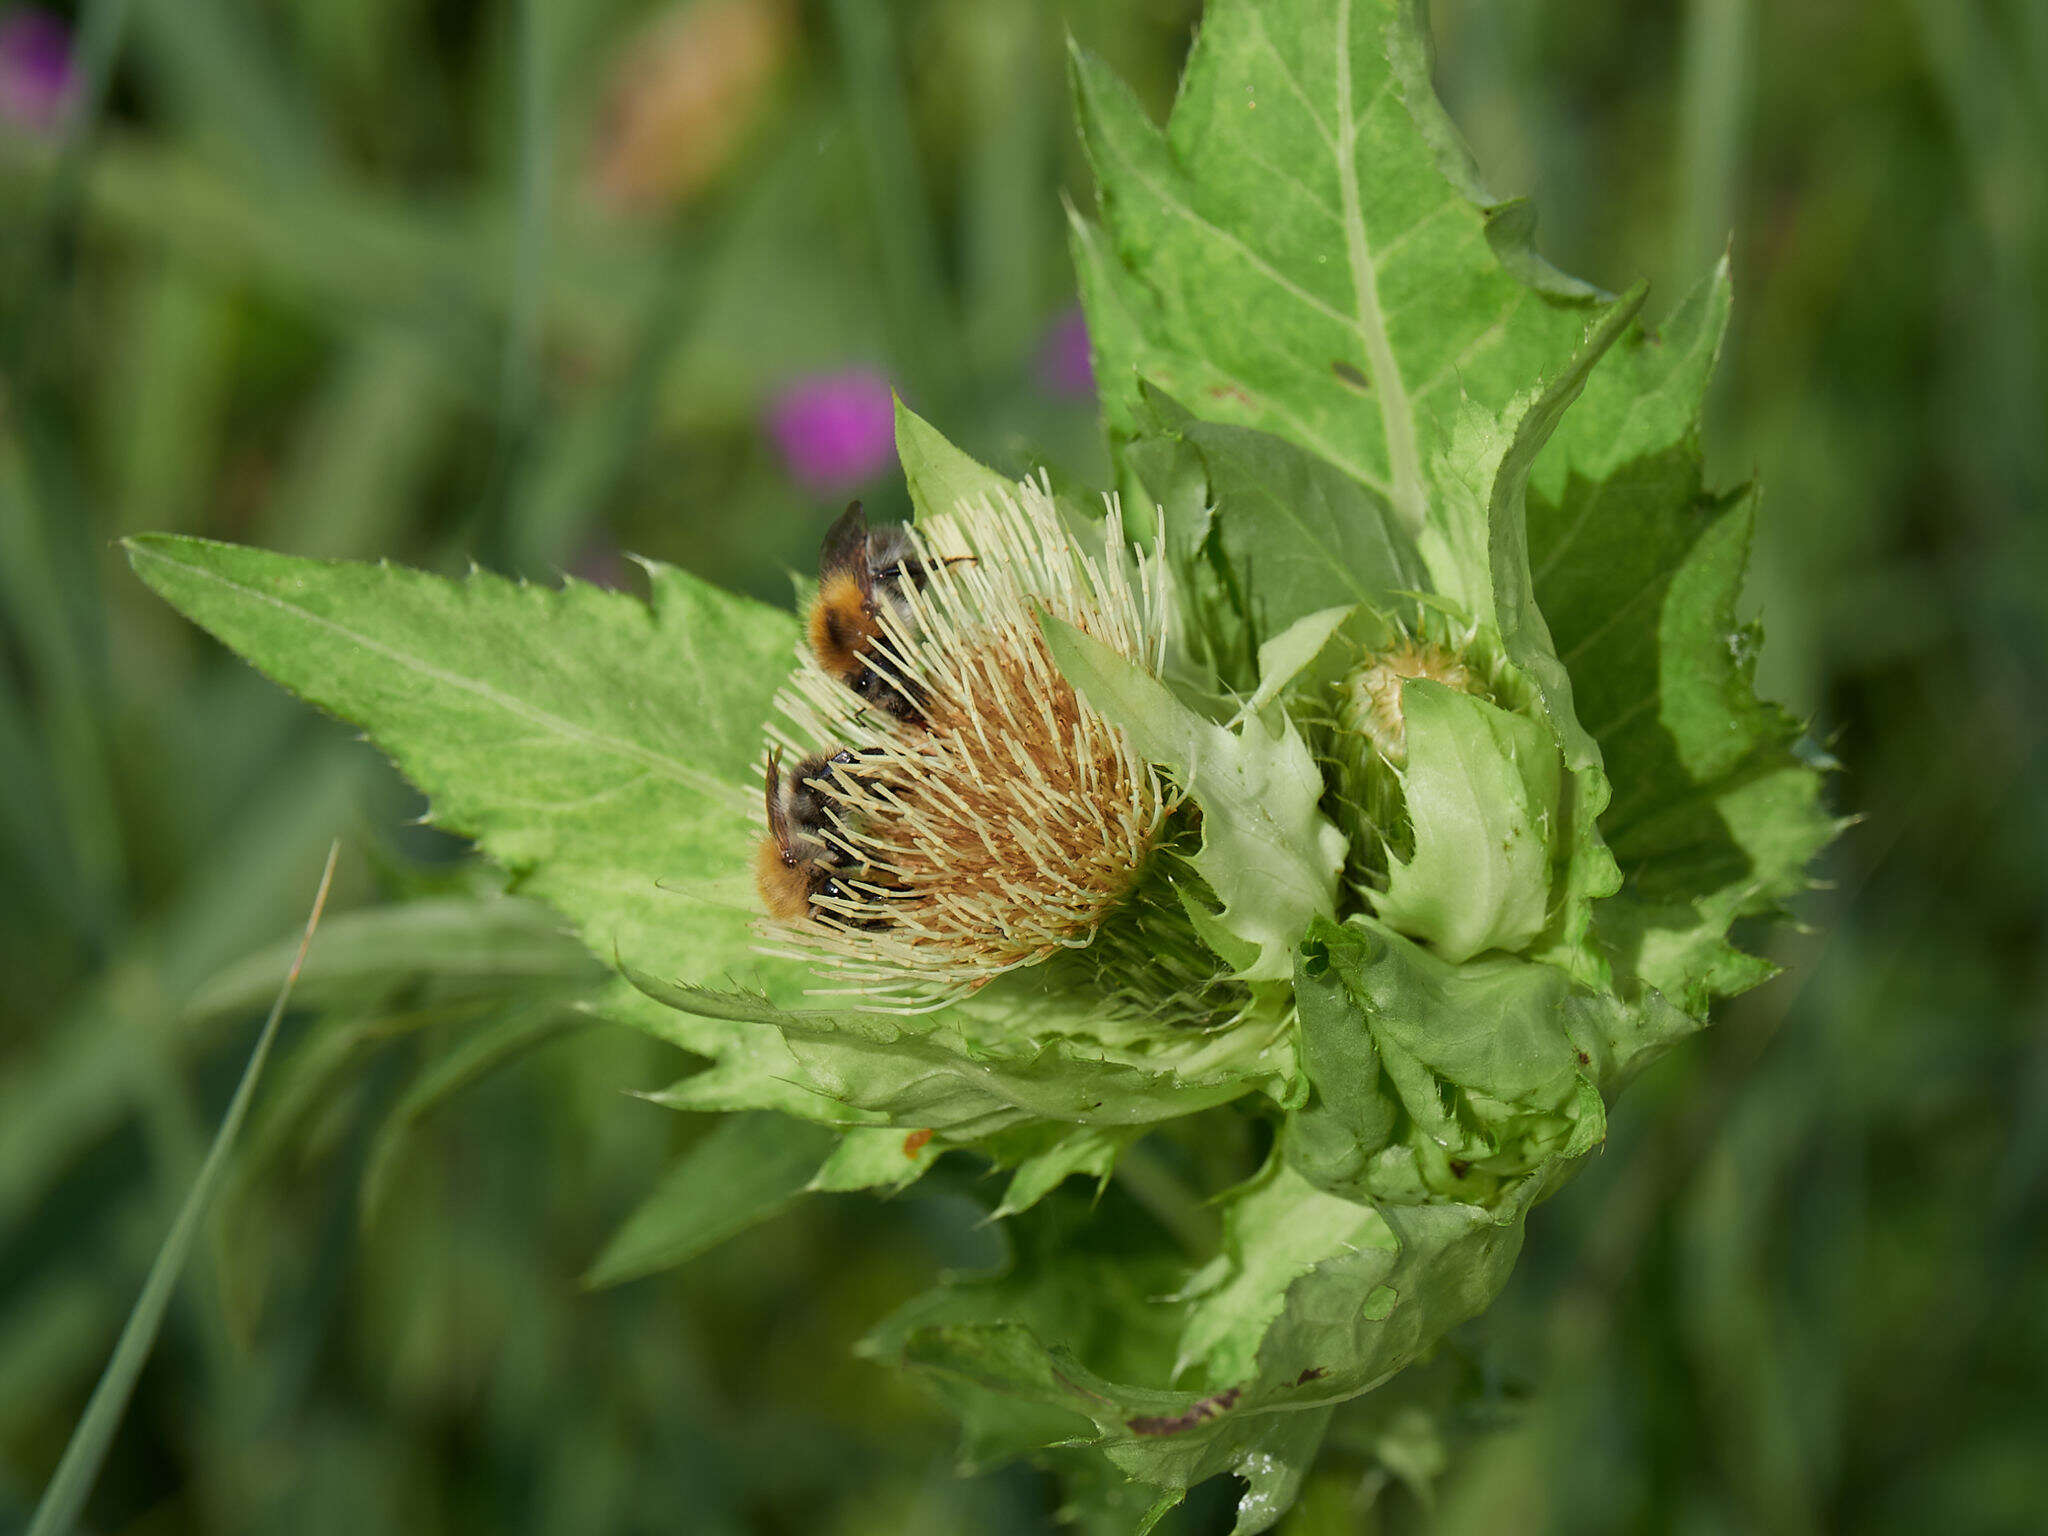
1, 0, 2042, 1531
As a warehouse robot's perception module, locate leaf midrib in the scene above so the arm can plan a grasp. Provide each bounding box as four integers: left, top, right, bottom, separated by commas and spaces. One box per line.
1334, 0, 1426, 536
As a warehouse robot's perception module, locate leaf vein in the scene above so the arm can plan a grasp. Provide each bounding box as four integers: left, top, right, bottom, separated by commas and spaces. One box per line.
136, 548, 749, 812
1089, 86, 1369, 341
1244, 12, 1339, 150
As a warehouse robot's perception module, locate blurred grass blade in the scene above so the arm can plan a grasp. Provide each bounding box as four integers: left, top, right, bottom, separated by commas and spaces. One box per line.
128, 0, 333, 186
474, 0, 553, 570
27, 844, 340, 1536
583, 1112, 841, 1289
359, 1005, 584, 1228
959, 6, 1051, 374
3, 0, 132, 370
828, 0, 952, 396
181, 895, 601, 1022
1673, 0, 1752, 285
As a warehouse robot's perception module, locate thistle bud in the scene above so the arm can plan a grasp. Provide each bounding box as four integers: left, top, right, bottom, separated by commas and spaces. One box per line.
1337, 637, 1483, 766
1330, 621, 1561, 963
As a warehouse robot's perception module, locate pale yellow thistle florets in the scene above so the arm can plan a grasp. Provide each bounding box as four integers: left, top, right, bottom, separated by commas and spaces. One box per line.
762, 476, 1176, 1007
1341, 637, 1483, 764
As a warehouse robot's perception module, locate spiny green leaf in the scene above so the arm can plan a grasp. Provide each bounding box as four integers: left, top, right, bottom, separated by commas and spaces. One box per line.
605, 978, 879, 1126
1523, 264, 1839, 1007
874, 1136, 1526, 1534
1072, 0, 1615, 533
1286, 917, 1600, 1207
1176, 1158, 1397, 1387
127, 537, 801, 999
865, 1201, 1192, 1465
125, 534, 831, 1117
624, 970, 1258, 1136
988, 1124, 1143, 1219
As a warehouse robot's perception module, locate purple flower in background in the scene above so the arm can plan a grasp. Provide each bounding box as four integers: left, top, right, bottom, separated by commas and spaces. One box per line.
768, 367, 897, 494
0, 7, 78, 135
1035, 307, 1094, 399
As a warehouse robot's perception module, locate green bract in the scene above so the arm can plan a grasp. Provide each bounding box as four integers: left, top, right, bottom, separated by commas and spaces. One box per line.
129, 0, 1838, 1528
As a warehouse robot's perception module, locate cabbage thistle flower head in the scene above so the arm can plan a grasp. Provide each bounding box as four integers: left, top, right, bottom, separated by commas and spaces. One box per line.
763, 477, 1177, 1007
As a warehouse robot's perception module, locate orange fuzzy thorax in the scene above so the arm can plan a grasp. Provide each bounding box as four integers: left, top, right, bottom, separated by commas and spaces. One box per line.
753, 835, 817, 922
806, 569, 875, 680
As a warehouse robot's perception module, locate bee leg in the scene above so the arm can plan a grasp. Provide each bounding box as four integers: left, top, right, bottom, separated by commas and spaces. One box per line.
814, 875, 893, 932
873, 553, 975, 594
849, 664, 927, 728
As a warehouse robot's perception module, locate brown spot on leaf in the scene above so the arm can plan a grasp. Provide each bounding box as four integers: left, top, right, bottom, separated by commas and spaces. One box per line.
902, 1128, 933, 1158
1128, 1386, 1242, 1436
1331, 359, 1371, 391
1293, 1367, 1326, 1386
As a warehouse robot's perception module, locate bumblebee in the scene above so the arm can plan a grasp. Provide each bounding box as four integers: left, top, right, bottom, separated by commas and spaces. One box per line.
806, 502, 940, 724
754, 748, 881, 925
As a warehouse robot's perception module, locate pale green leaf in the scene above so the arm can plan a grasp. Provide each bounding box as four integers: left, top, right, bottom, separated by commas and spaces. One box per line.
1422, 289, 1643, 755
809, 1125, 941, 1193
991, 1124, 1142, 1219
1176, 1159, 1396, 1386
623, 970, 1257, 1136
1373, 680, 1560, 963
1040, 614, 1345, 981
1234, 604, 1355, 720
1285, 917, 1601, 1208
895, 396, 1013, 522
610, 973, 883, 1127
876, 1144, 1524, 1533
1411, 295, 1647, 977
127, 535, 803, 1008
864, 1201, 1192, 1466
